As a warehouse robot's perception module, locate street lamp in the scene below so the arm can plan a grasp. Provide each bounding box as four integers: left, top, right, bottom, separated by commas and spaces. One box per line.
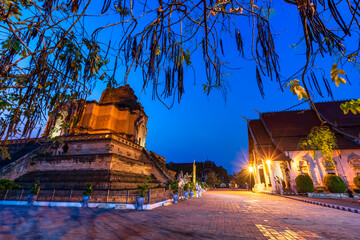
266, 159, 271, 165
248, 166, 254, 191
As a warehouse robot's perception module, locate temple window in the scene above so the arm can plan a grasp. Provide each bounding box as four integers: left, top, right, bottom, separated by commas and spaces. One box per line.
348, 154, 360, 175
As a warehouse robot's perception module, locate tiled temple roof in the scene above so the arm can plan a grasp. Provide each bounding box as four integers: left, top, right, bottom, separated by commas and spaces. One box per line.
248, 100, 360, 163
248, 120, 291, 162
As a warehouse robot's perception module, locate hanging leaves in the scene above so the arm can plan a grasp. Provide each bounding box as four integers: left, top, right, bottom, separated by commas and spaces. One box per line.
285, 79, 308, 100
0, 0, 360, 140
299, 126, 338, 171
330, 63, 346, 87
0, 1, 108, 141
340, 99, 360, 115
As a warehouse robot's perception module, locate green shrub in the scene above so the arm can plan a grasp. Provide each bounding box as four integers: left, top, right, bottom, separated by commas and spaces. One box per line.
323, 175, 347, 193
353, 176, 360, 189
0, 179, 20, 190
137, 176, 150, 197
295, 174, 314, 193
171, 181, 179, 194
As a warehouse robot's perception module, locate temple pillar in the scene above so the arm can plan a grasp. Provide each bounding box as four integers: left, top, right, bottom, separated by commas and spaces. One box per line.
254, 159, 262, 185
268, 162, 276, 193
280, 162, 289, 189
287, 161, 297, 193
261, 159, 270, 189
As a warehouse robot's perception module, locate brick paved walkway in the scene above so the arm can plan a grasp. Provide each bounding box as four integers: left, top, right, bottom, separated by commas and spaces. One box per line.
0, 191, 359, 240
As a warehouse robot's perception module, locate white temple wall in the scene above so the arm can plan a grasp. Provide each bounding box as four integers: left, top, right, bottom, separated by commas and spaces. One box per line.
334, 149, 360, 187
287, 149, 360, 188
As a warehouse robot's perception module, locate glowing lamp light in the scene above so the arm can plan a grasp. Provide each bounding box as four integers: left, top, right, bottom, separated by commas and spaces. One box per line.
248, 166, 254, 172
266, 159, 271, 165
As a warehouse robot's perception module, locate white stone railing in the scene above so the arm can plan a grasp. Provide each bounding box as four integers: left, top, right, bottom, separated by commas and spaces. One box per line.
308, 192, 360, 199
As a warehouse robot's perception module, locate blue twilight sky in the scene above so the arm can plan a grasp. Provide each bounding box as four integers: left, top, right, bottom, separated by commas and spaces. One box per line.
83, 1, 359, 174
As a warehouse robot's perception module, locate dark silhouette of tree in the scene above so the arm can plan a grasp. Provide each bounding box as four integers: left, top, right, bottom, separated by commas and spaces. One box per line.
167, 160, 230, 183
232, 168, 255, 189
205, 171, 221, 187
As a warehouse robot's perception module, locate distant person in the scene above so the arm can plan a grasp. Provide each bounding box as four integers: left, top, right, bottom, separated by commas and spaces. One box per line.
245, 182, 249, 190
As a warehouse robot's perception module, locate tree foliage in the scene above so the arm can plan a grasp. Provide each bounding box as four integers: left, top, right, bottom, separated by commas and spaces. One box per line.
1, 0, 360, 139
0, 0, 108, 141
205, 171, 221, 187
167, 161, 230, 183
232, 168, 254, 188
299, 126, 337, 171
0, 178, 20, 190
285, 79, 308, 100
340, 99, 360, 115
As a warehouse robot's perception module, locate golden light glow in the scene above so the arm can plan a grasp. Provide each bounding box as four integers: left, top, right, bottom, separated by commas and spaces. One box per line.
266, 159, 271, 165
248, 166, 254, 172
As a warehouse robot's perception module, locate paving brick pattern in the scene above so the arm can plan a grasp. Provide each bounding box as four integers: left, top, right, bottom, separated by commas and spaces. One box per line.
0, 191, 359, 240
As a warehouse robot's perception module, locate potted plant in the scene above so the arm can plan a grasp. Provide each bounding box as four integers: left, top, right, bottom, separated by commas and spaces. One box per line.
28, 180, 40, 205
82, 183, 93, 207
171, 181, 179, 204
183, 183, 189, 200
189, 182, 195, 198
136, 176, 150, 210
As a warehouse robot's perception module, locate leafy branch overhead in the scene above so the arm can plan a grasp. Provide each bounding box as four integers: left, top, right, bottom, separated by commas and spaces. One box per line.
299, 126, 337, 171
285, 80, 308, 100
340, 99, 360, 115
0, 0, 360, 140
330, 63, 346, 87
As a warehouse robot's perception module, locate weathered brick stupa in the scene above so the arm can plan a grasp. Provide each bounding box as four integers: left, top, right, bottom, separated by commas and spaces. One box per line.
0, 85, 174, 190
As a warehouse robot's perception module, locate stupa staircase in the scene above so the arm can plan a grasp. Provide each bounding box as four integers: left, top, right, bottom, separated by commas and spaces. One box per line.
143, 149, 174, 183
0, 140, 48, 180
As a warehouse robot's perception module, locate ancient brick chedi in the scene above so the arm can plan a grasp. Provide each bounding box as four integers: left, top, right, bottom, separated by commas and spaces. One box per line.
0, 85, 174, 189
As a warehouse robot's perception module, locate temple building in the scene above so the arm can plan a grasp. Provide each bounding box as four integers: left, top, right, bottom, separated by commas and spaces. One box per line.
247, 100, 360, 193
0, 85, 174, 189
